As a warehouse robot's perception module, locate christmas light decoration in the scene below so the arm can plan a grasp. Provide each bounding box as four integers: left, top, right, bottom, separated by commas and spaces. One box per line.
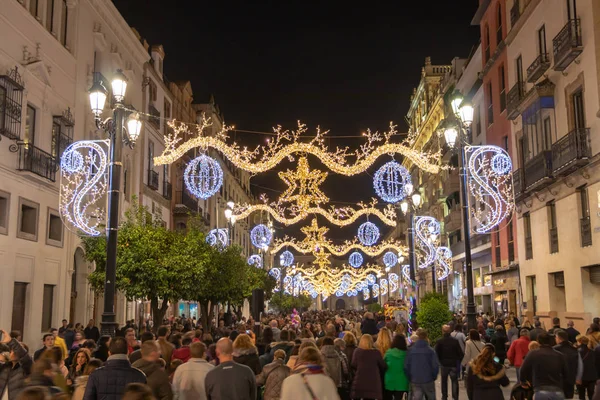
59, 140, 109, 236
402, 265, 411, 283
247, 254, 262, 267
279, 156, 329, 209
251, 224, 273, 249
383, 251, 398, 268
279, 250, 294, 267
380, 279, 388, 296
367, 274, 376, 286
373, 161, 412, 203
436, 246, 452, 281
206, 228, 229, 247
358, 221, 380, 246
363, 287, 370, 300
414, 216, 440, 269
389, 273, 399, 293
184, 154, 223, 200
348, 252, 363, 268
154, 119, 444, 175
465, 145, 515, 233
269, 267, 281, 289
372, 284, 380, 298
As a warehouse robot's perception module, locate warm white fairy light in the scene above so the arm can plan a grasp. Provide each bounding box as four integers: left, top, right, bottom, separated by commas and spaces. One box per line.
59, 140, 109, 236
383, 251, 398, 268
380, 279, 388, 296
436, 246, 452, 281
279, 250, 294, 267
389, 273, 399, 293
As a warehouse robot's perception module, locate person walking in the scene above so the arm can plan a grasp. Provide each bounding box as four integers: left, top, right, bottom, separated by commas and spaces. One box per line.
256, 349, 290, 400
0, 329, 32, 400
462, 330, 484, 374
320, 337, 343, 390
490, 326, 508, 365
131, 341, 173, 400
384, 334, 409, 400
172, 342, 214, 400
351, 334, 386, 400
465, 343, 510, 400
507, 329, 531, 382
232, 334, 261, 375
205, 338, 257, 400
566, 321, 581, 345
435, 325, 464, 400
404, 329, 439, 400
576, 335, 597, 399
554, 330, 582, 399
280, 347, 340, 400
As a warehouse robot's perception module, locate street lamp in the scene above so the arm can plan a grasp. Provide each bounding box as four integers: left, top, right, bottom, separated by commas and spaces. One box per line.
224, 201, 235, 245
89, 69, 142, 337
443, 90, 476, 330
399, 185, 422, 283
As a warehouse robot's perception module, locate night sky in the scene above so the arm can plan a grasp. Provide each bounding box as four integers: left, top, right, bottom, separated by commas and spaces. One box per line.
113, 0, 481, 242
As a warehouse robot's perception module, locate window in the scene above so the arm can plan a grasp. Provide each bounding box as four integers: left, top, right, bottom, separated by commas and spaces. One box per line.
17, 197, 39, 241
524, 212, 533, 259
47, 208, 63, 247
46, 0, 54, 32
485, 25, 491, 62
148, 141, 154, 171
503, 135, 509, 151
123, 165, 128, 199
542, 117, 552, 151
148, 80, 157, 103
0, 190, 9, 235
516, 55, 524, 84
567, 0, 578, 20
547, 201, 558, 253
60, 0, 68, 47
508, 219, 515, 262
29, 0, 39, 18
499, 65, 506, 111
51, 120, 61, 157
163, 99, 171, 133
11, 282, 28, 336
578, 185, 592, 247
572, 90, 585, 130
538, 25, 547, 55
474, 106, 481, 136
25, 105, 36, 145
496, 4, 503, 45
41, 285, 54, 331
494, 229, 501, 268
487, 82, 494, 125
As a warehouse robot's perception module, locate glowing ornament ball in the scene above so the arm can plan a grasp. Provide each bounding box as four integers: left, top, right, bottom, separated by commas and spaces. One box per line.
251, 224, 273, 248
358, 221, 380, 246
383, 251, 398, 268
247, 254, 262, 267
279, 250, 294, 267
348, 252, 364, 268
373, 161, 411, 203
184, 154, 223, 199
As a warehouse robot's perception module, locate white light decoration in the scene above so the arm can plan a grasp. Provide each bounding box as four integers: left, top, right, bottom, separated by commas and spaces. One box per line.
251, 224, 273, 249
373, 161, 412, 203
414, 216, 440, 270
247, 254, 262, 267
206, 228, 229, 247
184, 154, 224, 200
401, 265, 411, 283
389, 273, 399, 293
59, 140, 109, 236
380, 279, 388, 296
465, 145, 515, 233
372, 284, 380, 298
367, 274, 376, 286
348, 252, 364, 268
363, 287, 370, 300
357, 221, 380, 246
279, 250, 294, 267
436, 246, 452, 281
269, 268, 281, 291
383, 251, 398, 268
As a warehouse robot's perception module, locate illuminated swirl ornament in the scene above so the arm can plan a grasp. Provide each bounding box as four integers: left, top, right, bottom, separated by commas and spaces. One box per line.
389, 273, 399, 293
279, 250, 294, 267
414, 216, 440, 270
402, 265, 411, 283
372, 284, 380, 298
379, 279, 388, 296
348, 252, 363, 268
59, 140, 109, 236
206, 228, 228, 247
373, 161, 411, 203
251, 224, 273, 249
363, 287, 370, 300
247, 254, 262, 267
357, 221, 380, 246
436, 246, 452, 281
184, 154, 223, 200
269, 268, 281, 290
465, 145, 515, 233
367, 274, 376, 286
383, 251, 398, 268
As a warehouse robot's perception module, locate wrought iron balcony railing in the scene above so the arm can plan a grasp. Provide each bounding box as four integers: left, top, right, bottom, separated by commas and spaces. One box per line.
17, 143, 56, 182
527, 53, 550, 82
147, 170, 159, 190
162, 181, 172, 200
549, 227, 559, 254
507, 82, 526, 120
580, 216, 592, 247
524, 150, 553, 191
148, 103, 160, 129
551, 127, 590, 176
513, 168, 525, 201
176, 190, 198, 211
553, 19, 583, 72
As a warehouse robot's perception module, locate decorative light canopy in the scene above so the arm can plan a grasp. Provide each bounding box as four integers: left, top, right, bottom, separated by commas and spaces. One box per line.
251, 224, 273, 249
279, 250, 294, 267
348, 252, 364, 268
373, 161, 411, 203
357, 221, 380, 246
383, 251, 398, 268
184, 154, 224, 200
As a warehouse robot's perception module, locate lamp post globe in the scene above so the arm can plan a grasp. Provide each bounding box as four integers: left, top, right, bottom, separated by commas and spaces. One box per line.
126, 113, 142, 143
450, 90, 463, 116
89, 81, 107, 117
459, 100, 474, 127
411, 192, 422, 208
111, 69, 128, 102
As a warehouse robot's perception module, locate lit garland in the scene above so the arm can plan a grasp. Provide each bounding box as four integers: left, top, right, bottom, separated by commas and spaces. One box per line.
373, 161, 412, 203
250, 224, 272, 249
154, 119, 444, 175
383, 251, 398, 268
292, 263, 384, 298
402, 265, 411, 283
184, 154, 223, 199
465, 145, 515, 233
357, 221, 380, 246
348, 252, 363, 268
233, 196, 397, 227
372, 284, 380, 298
363, 287, 370, 300
206, 228, 229, 247
59, 140, 109, 236
279, 250, 294, 267
269, 268, 281, 291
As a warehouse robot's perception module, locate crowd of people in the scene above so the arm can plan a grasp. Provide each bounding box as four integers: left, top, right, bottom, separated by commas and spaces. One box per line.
0, 310, 599, 400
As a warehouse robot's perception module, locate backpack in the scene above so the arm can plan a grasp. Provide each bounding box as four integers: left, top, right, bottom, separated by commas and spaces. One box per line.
510, 383, 533, 400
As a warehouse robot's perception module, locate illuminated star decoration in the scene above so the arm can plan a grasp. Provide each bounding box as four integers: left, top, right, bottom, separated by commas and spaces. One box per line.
357, 221, 380, 246
373, 161, 412, 203
184, 154, 224, 199
59, 140, 110, 236
251, 224, 273, 249
465, 145, 515, 233
279, 156, 329, 209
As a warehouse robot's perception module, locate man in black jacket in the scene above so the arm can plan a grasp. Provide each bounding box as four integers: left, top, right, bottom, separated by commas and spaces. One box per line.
529, 320, 545, 342
435, 325, 464, 400
83, 336, 146, 400
520, 332, 569, 398
0, 329, 32, 400
553, 330, 582, 399
33, 333, 54, 361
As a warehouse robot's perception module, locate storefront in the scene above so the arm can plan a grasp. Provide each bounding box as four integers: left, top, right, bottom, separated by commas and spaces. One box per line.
486, 265, 521, 317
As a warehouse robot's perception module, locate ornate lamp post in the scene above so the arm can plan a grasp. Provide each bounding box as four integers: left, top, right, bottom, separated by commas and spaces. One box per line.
399, 183, 422, 284
443, 90, 476, 330
89, 70, 142, 336
224, 201, 236, 245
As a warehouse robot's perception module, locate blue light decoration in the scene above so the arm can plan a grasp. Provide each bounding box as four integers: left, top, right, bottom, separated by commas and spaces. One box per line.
465, 145, 515, 234
251, 224, 273, 249
380, 279, 388, 296
247, 254, 262, 267
269, 268, 281, 291
363, 287, 370, 300
367, 274, 376, 286
184, 154, 223, 199
389, 273, 399, 293
414, 216, 440, 270
373, 161, 412, 203
372, 284, 380, 298
348, 251, 364, 268
357, 221, 380, 246
279, 250, 294, 267
59, 140, 110, 236
383, 251, 398, 268
435, 246, 452, 281
401, 265, 411, 283
206, 228, 229, 247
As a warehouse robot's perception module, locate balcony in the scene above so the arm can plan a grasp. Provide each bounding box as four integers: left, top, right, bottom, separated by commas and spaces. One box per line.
444, 205, 462, 232
580, 216, 592, 247
513, 169, 525, 202
549, 227, 559, 254
551, 128, 590, 177
148, 103, 160, 129
162, 181, 172, 200
553, 19, 583, 72
0, 67, 24, 140
524, 151, 553, 191
525, 236, 533, 260
147, 170, 159, 190
527, 53, 550, 83
510, 0, 520, 27
175, 190, 197, 212
17, 143, 56, 182
507, 82, 525, 120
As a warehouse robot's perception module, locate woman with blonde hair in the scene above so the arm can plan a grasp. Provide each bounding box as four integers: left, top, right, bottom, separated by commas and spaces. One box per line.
351, 334, 386, 399
280, 347, 339, 400
71, 358, 102, 400
67, 348, 91, 386
342, 331, 357, 365
376, 327, 392, 357
232, 333, 261, 374
466, 343, 509, 400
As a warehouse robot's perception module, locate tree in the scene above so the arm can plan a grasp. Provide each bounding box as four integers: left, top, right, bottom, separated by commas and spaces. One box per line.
416, 295, 452, 344
268, 292, 313, 313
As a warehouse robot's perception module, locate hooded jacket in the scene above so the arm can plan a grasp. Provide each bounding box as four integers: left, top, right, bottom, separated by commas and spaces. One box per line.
320, 345, 342, 387
132, 358, 173, 400
233, 347, 261, 375
466, 362, 510, 400
255, 358, 290, 400
384, 348, 409, 392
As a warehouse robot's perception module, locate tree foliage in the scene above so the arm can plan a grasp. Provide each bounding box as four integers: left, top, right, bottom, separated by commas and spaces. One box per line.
268, 292, 313, 313
416, 295, 452, 344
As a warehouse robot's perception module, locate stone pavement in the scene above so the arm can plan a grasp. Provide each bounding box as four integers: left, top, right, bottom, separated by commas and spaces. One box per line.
433, 366, 517, 399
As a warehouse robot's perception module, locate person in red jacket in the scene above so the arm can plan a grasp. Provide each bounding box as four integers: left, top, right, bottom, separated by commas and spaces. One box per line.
507, 328, 531, 382
172, 336, 192, 363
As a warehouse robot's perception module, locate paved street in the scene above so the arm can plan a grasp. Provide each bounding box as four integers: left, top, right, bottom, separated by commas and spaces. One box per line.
433, 366, 516, 399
